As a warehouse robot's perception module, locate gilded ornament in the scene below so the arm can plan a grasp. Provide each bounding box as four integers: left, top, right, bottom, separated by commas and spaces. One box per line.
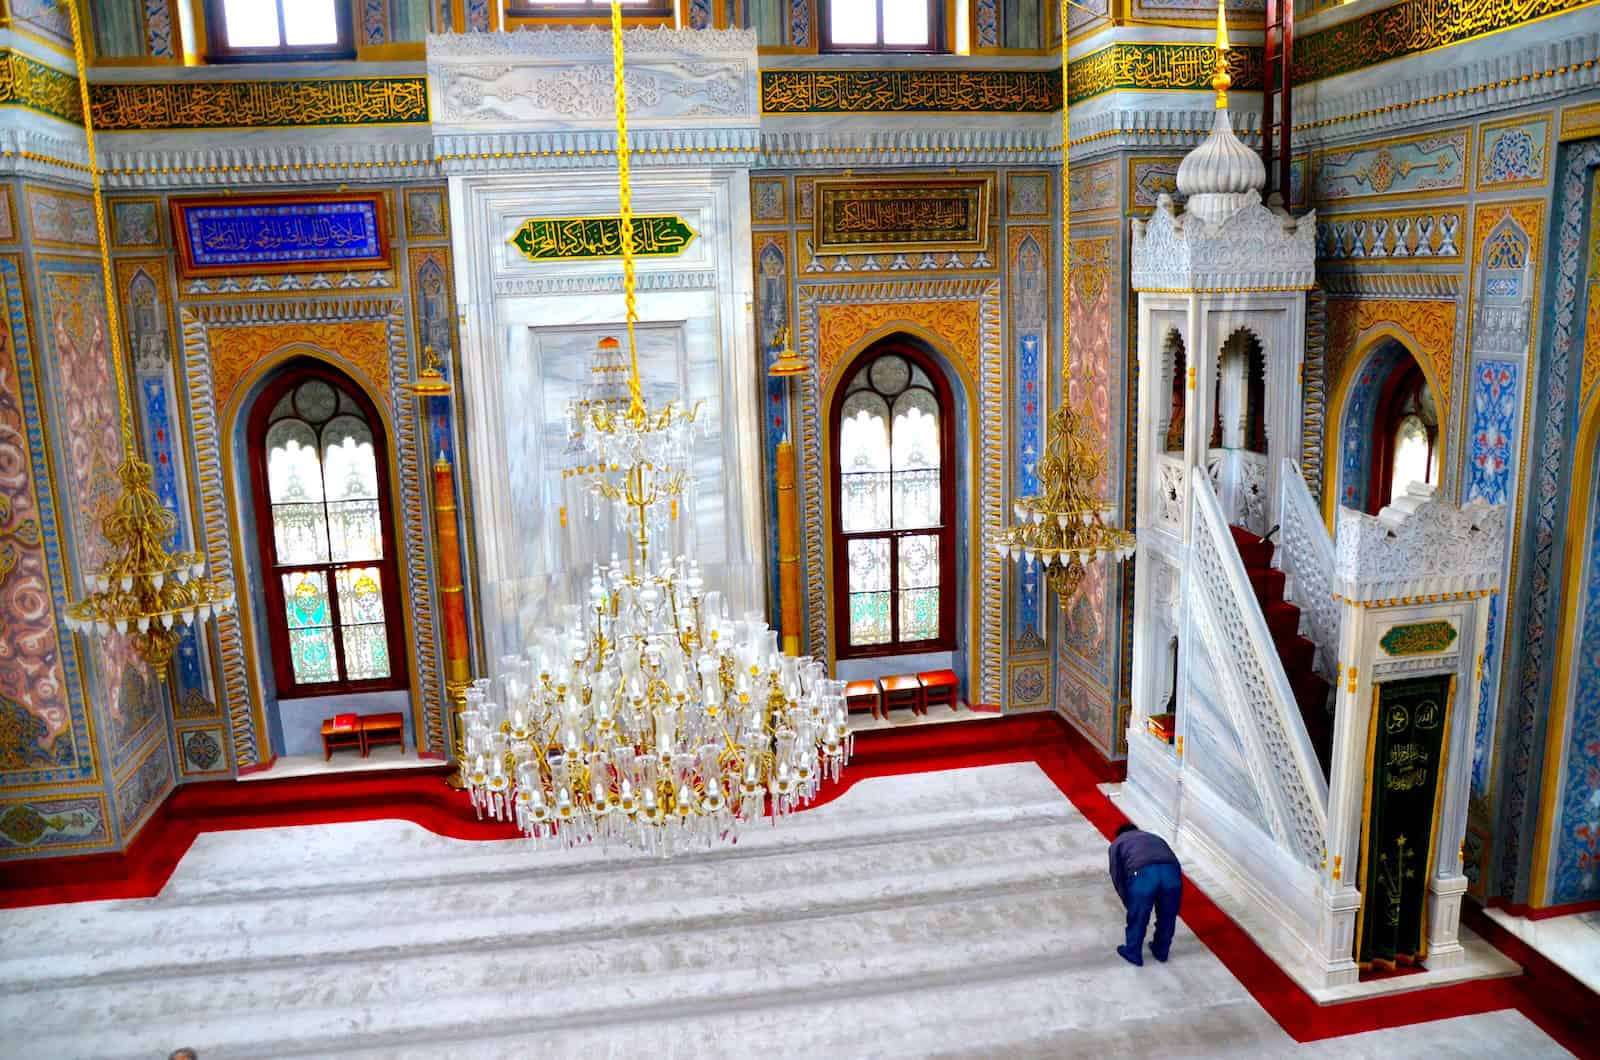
1067, 42, 1262, 105
812, 177, 991, 255
88, 76, 429, 131
508, 215, 695, 263
0, 49, 81, 125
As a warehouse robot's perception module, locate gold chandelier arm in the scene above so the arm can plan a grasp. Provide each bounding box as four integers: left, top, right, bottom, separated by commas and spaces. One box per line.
64, 0, 136, 462
610, 1, 646, 422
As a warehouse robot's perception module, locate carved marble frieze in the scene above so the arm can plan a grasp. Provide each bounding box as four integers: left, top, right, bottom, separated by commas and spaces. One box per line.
427, 28, 759, 131
1130, 192, 1317, 293
1333, 497, 1507, 603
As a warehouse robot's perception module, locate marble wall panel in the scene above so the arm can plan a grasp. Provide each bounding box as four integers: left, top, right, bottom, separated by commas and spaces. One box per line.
26, 186, 97, 250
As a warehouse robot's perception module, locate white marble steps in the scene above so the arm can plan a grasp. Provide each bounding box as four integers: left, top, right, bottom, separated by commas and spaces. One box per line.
0, 764, 1571, 1060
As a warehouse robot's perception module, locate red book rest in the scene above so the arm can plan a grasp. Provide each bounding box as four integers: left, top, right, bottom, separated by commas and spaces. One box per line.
332, 713, 358, 731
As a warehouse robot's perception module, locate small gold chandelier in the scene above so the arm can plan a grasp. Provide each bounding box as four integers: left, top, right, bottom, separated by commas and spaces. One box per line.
997, 0, 1137, 603
61, 0, 234, 668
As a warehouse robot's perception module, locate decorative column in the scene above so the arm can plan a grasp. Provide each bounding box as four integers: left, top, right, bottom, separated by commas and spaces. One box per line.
433, 452, 472, 774
776, 438, 802, 655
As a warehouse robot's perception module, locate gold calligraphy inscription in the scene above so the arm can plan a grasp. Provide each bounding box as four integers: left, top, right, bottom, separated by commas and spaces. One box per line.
210, 321, 391, 410
1068, 43, 1263, 104
760, 69, 1059, 114
88, 77, 428, 131
1295, 0, 1592, 84
813, 178, 992, 255
1379, 620, 1459, 656
816, 299, 982, 386
0, 50, 81, 125
508, 215, 695, 263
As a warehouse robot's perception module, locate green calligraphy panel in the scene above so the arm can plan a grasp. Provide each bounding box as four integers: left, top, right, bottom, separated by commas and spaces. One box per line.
1356, 674, 1456, 968
509, 216, 696, 263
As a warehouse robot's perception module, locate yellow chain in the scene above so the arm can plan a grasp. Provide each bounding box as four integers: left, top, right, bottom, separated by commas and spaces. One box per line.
64, 0, 135, 460
1059, 0, 1071, 390
610, 1, 644, 421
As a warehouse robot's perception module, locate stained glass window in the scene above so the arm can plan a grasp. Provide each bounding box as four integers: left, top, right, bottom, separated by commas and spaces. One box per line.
832, 348, 954, 654
252, 369, 405, 695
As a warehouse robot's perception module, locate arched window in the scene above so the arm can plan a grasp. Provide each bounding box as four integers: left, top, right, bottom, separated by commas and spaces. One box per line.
1369, 359, 1440, 513
248, 364, 407, 696
830, 343, 956, 656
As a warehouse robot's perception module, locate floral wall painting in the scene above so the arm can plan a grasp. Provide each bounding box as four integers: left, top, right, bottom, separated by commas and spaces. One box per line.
110, 199, 162, 249
403, 187, 449, 242
1476, 114, 1551, 191
1063, 235, 1115, 677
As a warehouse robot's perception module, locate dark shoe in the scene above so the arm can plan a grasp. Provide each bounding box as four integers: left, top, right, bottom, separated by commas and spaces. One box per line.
1150, 945, 1169, 963
1116, 944, 1144, 967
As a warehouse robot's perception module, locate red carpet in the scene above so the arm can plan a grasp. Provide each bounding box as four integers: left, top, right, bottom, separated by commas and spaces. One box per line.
0, 712, 1593, 1057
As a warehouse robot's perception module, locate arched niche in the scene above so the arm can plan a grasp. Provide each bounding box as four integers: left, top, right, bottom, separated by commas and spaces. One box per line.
1333, 338, 1443, 516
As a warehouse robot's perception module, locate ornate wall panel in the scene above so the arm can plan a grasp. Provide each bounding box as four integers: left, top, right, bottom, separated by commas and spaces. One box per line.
0, 792, 109, 855
110, 198, 161, 249
794, 280, 1005, 706
1059, 234, 1117, 700
0, 255, 94, 788
753, 229, 792, 622
1551, 437, 1600, 904
403, 187, 449, 242
6, 0, 72, 48
1477, 113, 1553, 191
35, 256, 155, 763
1127, 157, 1184, 215
1067, 158, 1117, 218
112, 733, 171, 839
1310, 128, 1471, 205
175, 724, 226, 776
26, 186, 96, 250
1009, 225, 1048, 652
0, 186, 15, 242
1006, 172, 1049, 219
1315, 206, 1466, 263
751, 176, 787, 224
1498, 143, 1600, 899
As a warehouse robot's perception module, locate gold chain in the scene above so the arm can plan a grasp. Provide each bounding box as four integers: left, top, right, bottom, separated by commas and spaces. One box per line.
610, 0, 644, 421
64, 0, 135, 460
1059, 0, 1071, 390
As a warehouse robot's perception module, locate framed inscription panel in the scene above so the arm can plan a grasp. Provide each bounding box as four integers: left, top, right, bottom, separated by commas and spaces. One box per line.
812, 176, 993, 255
171, 192, 390, 276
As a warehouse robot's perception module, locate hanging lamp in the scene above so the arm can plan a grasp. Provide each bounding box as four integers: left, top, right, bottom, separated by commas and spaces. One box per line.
995, 0, 1137, 603
60, 0, 235, 669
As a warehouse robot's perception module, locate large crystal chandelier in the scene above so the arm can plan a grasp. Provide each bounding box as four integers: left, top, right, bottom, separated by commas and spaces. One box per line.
996, 0, 1137, 603
456, 2, 851, 854
61, 0, 234, 668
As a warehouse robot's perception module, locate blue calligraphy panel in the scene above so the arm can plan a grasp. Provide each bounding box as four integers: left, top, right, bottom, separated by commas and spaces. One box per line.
175, 195, 387, 274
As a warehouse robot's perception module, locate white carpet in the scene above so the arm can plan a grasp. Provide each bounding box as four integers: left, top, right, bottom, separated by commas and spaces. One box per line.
0, 764, 1570, 1059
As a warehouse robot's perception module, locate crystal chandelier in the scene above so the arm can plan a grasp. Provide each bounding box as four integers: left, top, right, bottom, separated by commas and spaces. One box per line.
61, 0, 235, 668
996, 0, 1137, 603
456, 2, 851, 853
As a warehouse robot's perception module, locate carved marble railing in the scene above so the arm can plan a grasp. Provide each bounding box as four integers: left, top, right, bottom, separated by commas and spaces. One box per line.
1278, 460, 1339, 680
1155, 453, 1186, 534
1333, 484, 1507, 604
1190, 475, 1330, 868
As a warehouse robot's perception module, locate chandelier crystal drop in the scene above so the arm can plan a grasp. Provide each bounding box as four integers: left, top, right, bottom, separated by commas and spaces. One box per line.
997, 0, 1138, 603
60, 0, 235, 671
455, 1, 851, 852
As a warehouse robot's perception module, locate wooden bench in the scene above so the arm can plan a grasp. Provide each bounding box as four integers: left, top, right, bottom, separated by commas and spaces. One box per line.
845, 679, 884, 720
359, 712, 405, 757
917, 669, 960, 712
880, 674, 925, 716
320, 715, 362, 761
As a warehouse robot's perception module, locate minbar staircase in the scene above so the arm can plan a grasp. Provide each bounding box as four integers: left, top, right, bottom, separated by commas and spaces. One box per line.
1229, 525, 1334, 778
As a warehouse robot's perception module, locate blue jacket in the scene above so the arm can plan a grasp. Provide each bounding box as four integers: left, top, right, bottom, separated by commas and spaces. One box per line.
1108, 829, 1180, 904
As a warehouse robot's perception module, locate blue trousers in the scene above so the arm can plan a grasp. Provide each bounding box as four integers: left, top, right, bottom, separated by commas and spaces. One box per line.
1125, 862, 1183, 959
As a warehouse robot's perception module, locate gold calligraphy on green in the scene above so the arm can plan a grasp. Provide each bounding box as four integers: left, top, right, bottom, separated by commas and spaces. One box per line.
1379, 620, 1459, 657
761, 69, 1059, 114
0, 50, 81, 126
509, 216, 696, 263
89, 77, 429, 131
1067, 43, 1264, 104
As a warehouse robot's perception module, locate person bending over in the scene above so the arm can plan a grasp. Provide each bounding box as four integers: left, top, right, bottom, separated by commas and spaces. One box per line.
1107, 822, 1183, 966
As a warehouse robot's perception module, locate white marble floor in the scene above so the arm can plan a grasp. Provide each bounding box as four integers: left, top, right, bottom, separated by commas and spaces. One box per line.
237, 745, 436, 782
1485, 906, 1600, 994
0, 764, 1571, 1060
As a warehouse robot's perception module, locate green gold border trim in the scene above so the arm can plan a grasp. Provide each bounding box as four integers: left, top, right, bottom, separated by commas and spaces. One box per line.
88, 76, 429, 131
761, 69, 1060, 114
1067, 43, 1263, 105
0, 49, 82, 125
